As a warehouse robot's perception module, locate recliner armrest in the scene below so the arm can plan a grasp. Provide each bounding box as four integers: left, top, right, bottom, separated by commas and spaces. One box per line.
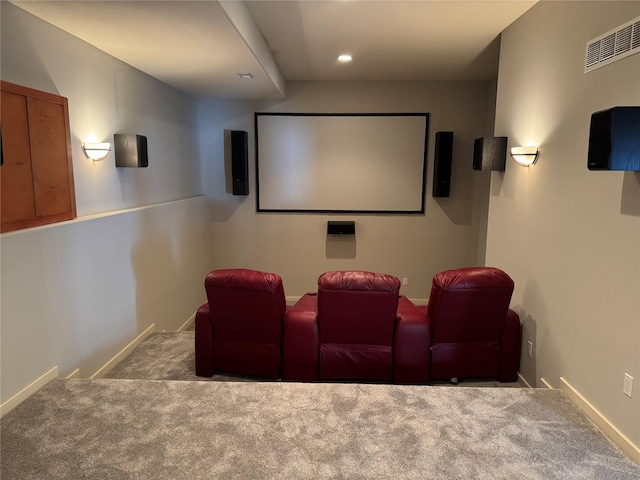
393, 296, 431, 385
499, 308, 521, 382
195, 302, 214, 377
282, 293, 320, 382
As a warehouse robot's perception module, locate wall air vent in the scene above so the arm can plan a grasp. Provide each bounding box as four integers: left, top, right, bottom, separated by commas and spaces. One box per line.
585, 16, 640, 72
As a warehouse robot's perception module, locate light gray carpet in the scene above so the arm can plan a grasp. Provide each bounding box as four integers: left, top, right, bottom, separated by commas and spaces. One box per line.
3, 331, 640, 479
104, 331, 261, 382
2, 379, 640, 479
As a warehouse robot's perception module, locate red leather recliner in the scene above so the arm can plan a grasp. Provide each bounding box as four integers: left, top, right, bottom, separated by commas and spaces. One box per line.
422, 267, 521, 383
283, 271, 430, 384
195, 268, 287, 379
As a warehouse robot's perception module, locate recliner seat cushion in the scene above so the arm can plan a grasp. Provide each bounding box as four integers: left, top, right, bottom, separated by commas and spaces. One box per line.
317, 271, 400, 381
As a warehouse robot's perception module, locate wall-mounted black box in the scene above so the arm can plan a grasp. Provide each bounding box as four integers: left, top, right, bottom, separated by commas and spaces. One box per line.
327, 221, 355, 235
114, 134, 148, 168
473, 136, 507, 171
588, 106, 640, 171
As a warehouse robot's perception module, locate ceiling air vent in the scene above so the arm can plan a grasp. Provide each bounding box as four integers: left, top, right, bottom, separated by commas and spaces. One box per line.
585, 16, 640, 72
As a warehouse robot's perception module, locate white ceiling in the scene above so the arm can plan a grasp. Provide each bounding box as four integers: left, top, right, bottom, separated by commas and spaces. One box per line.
11, 0, 537, 100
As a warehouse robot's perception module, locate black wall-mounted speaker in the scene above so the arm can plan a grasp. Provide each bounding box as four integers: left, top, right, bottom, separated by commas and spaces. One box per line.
433, 131, 453, 197
472, 138, 484, 171
327, 221, 355, 235
473, 136, 507, 171
114, 134, 148, 168
588, 107, 640, 171
231, 130, 249, 195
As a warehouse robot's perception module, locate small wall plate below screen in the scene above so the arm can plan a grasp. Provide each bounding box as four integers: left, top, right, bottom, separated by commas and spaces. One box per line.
327, 221, 355, 235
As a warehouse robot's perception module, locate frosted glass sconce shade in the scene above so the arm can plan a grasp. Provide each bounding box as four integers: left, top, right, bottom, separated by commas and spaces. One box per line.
510, 146, 539, 166
82, 142, 112, 161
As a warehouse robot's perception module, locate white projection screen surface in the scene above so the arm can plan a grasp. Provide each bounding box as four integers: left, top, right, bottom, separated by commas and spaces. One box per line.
255, 113, 429, 213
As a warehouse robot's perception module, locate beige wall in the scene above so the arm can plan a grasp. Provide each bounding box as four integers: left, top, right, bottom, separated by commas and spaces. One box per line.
198, 81, 496, 299
1, 3, 212, 404
488, 1, 640, 445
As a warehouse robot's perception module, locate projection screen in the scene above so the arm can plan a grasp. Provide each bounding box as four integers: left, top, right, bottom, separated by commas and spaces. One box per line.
255, 113, 429, 213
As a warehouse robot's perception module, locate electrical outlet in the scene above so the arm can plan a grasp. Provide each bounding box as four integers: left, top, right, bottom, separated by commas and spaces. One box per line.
623, 373, 633, 398
527, 341, 533, 358
402, 278, 408, 286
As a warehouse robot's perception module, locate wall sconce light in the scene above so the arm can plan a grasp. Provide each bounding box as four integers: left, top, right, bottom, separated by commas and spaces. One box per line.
510, 146, 539, 167
82, 142, 112, 161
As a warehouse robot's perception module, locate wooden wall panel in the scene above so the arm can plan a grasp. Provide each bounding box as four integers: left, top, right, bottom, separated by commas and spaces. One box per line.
0, 81, 76, 232
29, 97, 73, 218
1, 90, 36, 224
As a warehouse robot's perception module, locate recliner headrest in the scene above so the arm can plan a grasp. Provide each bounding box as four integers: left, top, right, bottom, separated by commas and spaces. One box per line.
205, 268, 283, 294
318, 271, 400, 293
433, 267, 514, 291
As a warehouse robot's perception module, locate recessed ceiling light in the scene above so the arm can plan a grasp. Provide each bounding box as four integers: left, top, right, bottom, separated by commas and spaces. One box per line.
238, 73, 254, 79
337, 54, 352, 63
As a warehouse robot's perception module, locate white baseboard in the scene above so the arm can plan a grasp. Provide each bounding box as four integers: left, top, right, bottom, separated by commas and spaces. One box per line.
517, 373, 533, 388
559, 376, 640, 465
90, 324, 156, 379
540, 377, 554, 389
0, 366, 58, 418
178, 312, 196, 331
1, 324, 158, 415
